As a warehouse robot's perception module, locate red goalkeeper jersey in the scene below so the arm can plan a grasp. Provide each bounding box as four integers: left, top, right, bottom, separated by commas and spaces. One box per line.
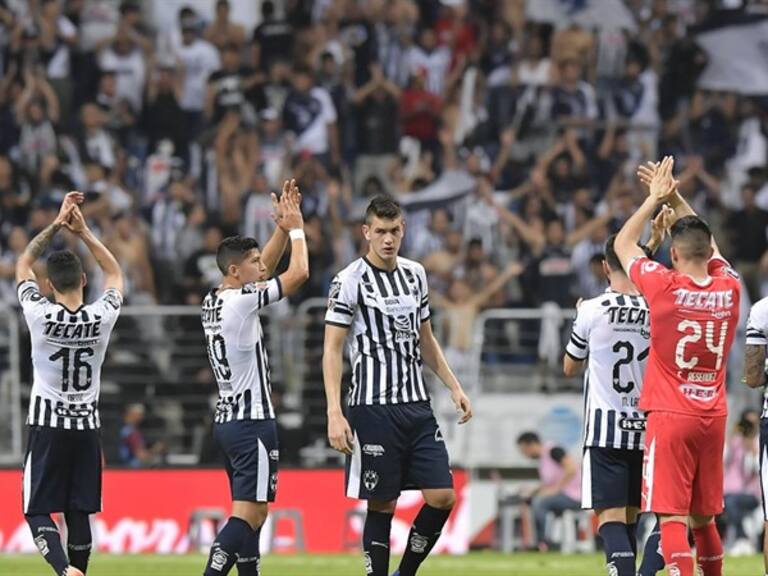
628, 256, 741, 416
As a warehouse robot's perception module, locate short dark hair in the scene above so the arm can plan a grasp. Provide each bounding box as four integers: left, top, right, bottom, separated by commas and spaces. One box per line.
516, 431, 540, 445
670, 216, 712, 261
216, 236, 259, 275
46, 250, 83, 293
604, 234, 623, 273
365, 195, 402, 224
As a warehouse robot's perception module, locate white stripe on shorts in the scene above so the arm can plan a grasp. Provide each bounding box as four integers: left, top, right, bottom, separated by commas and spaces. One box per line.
581, 449, 592, 509
23, 452, 31, 513
256, 439, 269, 502
643, 437, 656, 513
346, 431, 362, 499
761, 444, 768, 521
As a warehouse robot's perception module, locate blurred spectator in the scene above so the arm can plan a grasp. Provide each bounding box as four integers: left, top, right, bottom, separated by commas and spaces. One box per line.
173, 11, 220, 138
252, 0, 293, 73
204, 0, 247, 51
722, 410, 761, 555
142, 58, 187, 160
282, 63, 339, 168
119, 404, 165, 468
34, 0, 78, 118
726, 184, 768, 301
400, 69, 442, 151
182, 223, 223, 303
517, 431, 581, 551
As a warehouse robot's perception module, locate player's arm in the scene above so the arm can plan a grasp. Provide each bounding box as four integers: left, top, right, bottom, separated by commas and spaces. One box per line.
420, 319, 472, 424
65, 204, 124, 293
260, 179, 300, 278
615, 156, 677, 274
744, 346, 767, 389
323, 323, 354, 455
563, 299, 589, 377
15, 192, 82, 283
274, 188, 309, 296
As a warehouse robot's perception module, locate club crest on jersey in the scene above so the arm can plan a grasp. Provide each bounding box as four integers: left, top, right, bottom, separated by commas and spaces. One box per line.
363, 470, 379, 491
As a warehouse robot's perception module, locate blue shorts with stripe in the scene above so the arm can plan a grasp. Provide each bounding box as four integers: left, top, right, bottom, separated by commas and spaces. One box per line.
581, 447, 643, 510
214, 419, 278, 503
23, 426, 102, 515
345, 401, 453, 501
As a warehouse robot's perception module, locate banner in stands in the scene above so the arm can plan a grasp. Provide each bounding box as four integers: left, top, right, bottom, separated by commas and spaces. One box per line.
0, 469, 468, 555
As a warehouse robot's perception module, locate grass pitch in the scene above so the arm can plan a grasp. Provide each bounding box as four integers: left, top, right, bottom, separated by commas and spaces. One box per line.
0, 553, 763, 575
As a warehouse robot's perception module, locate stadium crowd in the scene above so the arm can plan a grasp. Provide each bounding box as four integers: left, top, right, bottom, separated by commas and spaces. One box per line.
0, 0, 765, 321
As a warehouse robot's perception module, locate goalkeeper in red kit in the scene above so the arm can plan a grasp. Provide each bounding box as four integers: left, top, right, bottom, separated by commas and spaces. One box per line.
614, 157, 741, 576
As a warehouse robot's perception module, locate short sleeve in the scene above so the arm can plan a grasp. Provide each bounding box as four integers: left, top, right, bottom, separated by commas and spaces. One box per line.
550, 447, 566, 464
747, 298, 768, 346
708, 256, 739, 279
232, 278, 283, 315
17, 280, 49, 322
325, 272, 358, 328
417, 266, 431, 323
628, 256, 674, 301
565, 301, 592, 360
90, 288, 123, 326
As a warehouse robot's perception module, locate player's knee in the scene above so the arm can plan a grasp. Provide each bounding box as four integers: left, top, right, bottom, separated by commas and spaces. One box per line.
425, 490, 456, 510
690, 514, 715, 529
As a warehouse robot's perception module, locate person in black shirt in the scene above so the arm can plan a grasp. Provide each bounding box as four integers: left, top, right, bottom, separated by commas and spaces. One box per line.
142, 59, 187, 161
252, 1, 293, 73
352, 64, 400, 195
727, 184, 768, 301
205, 42, 259, 127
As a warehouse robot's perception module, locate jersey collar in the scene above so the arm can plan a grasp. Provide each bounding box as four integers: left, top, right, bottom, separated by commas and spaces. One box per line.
363, 255, 398, 274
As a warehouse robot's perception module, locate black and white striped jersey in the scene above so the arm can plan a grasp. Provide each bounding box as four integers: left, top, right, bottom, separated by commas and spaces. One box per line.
325, 256, 431, 406
566, 290, 650, 450
17, 280, 122, 430
202, 278, 283, 423
746, 296, 768, 418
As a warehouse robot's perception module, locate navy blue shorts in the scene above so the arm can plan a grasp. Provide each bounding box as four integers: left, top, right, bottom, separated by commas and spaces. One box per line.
22, 426, 102, 515
345, 401, 453, 501
759, 419, 768, 521
214, 419, 279, 503
581, 447, 643, 510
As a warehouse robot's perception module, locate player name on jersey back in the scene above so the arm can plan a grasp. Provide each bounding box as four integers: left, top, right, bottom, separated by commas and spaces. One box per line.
18, 280, 122, 430
567, 291, 649, 450
201, 279, 284, 423
629, 256, 740, 416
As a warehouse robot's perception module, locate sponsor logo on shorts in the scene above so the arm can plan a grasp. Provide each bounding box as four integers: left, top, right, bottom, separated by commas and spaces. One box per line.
270, 473, 278, 494
409, 532, 429, 554
363, 444, 385, 457
363, 470, 379, 491
210, 547, 229, 571
679, 384, 716, 401
618, 417, 646, 432
269, 450, 279, 461
34, 535, 49, 556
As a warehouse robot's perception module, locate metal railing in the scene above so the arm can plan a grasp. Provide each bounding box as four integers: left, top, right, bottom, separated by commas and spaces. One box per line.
0, 306, 22, 464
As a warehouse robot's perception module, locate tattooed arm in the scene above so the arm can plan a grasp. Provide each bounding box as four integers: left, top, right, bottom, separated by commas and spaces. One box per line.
744, 345, 767, 389
15, 192, 82, 284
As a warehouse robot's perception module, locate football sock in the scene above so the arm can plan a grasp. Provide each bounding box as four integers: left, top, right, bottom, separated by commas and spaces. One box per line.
397, 505, 451, 576
362, 510, 393, 576
65, 512, 92, 574
598, 522, 635, 576
638, 520, 665, 576
625, 522, 637, 557
203, 517, 253, 576
25, 514, 70, 576
693, 523, 723, 576
660, 521, 694, 576
236, 527, 261, 576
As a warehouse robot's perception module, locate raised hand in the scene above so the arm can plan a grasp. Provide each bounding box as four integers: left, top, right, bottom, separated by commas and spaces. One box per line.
637, 161, 659, 190
648, 156, 677, 204
280, 181, 304, 231
54, 191, 84, 227
62, 205, 88, 235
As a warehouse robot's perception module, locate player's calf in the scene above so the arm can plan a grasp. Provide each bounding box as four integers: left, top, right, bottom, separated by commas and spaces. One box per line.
396, 489, 455, 576
660, 519, 695, 576
691, 517, 723, 576
26, 514, 71, 576
203, 517, 256, 576
65, 512, 92, 574
364, 500, 396, 576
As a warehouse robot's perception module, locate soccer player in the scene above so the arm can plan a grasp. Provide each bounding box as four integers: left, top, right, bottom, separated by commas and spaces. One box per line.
564, 233, 667, 576
17, 192, 124, 576
742, 295, 768, 575
200, 180, 308, 576
323, 196, 472, 576
615, 157, 741, 576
